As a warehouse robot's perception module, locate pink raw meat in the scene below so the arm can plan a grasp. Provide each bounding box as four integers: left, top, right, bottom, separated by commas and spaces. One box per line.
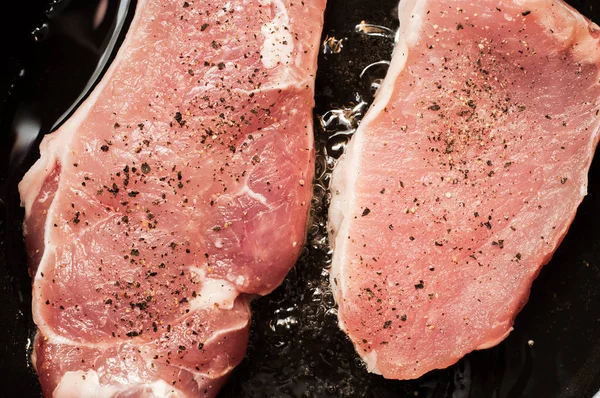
329, 0, 600, 380
19, 0, 325, 396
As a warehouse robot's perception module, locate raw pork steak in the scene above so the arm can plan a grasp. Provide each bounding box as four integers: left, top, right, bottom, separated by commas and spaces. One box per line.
329, 0, 600, 380
19, 0, 325, 396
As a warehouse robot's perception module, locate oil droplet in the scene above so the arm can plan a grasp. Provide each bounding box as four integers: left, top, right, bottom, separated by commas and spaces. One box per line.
323, 35, 345, 55
31, 23, 50, 42
355, 21, 397, 40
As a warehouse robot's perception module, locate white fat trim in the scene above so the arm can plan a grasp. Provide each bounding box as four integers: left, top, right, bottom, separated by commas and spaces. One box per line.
18, 136, 59, 218
53, 370, 186, 398
328, 0, 428, 307
147, 380, 187, 398
362, 350, 382, 375
189, 268, 240, 311
32, 0, 152, 351
260, 0, 294, 69
360, 0, 425, 128
337, 315, 347, 335
53, 370, 120, 398
526, 0, 600, 63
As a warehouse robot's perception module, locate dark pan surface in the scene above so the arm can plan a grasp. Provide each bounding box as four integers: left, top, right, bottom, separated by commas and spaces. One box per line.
1, 1, 599, 397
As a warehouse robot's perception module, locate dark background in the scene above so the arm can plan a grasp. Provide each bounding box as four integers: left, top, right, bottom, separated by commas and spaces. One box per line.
1, 1, 600, 397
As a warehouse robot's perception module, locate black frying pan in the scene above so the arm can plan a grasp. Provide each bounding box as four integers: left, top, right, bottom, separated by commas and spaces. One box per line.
1, 1, 599, 397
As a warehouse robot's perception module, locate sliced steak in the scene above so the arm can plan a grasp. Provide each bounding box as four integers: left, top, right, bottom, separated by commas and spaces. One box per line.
329, 0, 600, 380
19, 0, 325, 396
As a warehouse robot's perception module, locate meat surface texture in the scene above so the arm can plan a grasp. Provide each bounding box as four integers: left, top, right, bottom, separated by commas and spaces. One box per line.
19, 0, 325, 396
329, 0, 600, 380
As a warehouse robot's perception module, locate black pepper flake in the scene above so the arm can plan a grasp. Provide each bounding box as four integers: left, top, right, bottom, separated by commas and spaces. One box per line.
183, 1, 189, 7
522, 10, 531, 16
141, 163, 151, 174
361, 208, 371, 217
179, 345, 186, 351
198, 342, 204, 350
128, 191, 139, 197
414, 280, 424, 289
174, 112, 185, 126
131, 249, 140, 256
131, 301, 147, 310
126, 331, 139, 337
105, 299, 112, 305
108, 183, 119, 197
457, 23, 464, 30
561, 177, 568, 184
218, 62, 225, 70
383, 320, 392, 329
211, 40, 220, 49
100, 145, 109, 152
492, 240, 504, 249
201, 23, 209, 31
72, 211, 81, 225
429, 104, 441, 111
484, 221, 492, 229
400, 314, 407, 322
121, 216, 129, 223
515, 253, 522, 260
